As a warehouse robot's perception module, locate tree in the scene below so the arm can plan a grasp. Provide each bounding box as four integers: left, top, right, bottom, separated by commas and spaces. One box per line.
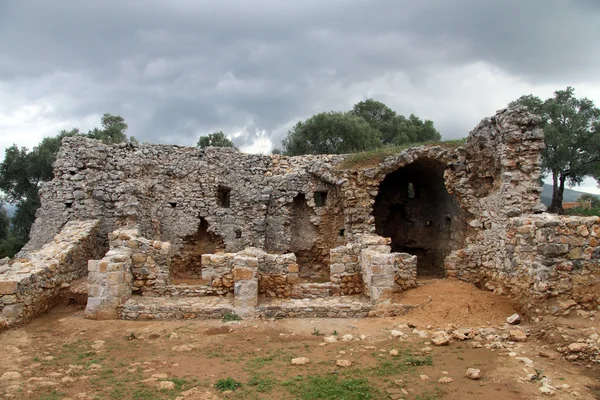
0, 206, 9, 242
510, 87, 600, 214
350, 99, 441, 145
282, 111, 382, 156
196, 131, 236, 149
87, 113, 128, 144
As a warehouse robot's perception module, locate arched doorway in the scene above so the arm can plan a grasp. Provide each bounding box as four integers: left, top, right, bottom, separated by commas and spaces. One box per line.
372, 159, 467, 277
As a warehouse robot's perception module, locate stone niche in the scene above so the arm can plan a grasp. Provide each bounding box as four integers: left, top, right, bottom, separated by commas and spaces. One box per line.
169, 217, 224, 283
372, 158, 468, 277
288, 187, 345, 281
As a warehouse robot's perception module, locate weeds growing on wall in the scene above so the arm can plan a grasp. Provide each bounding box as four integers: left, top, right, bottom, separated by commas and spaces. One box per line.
337, 139, 466, 170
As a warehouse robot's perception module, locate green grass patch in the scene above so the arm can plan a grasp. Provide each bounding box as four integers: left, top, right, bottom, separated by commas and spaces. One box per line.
38, 391, 65, 400
405, 355, 433, 366
247, 375, 276, 392
222, 312, 242, 322
337, 138, 466, 170
283, 375, 378, 400
215, 377, 242, 391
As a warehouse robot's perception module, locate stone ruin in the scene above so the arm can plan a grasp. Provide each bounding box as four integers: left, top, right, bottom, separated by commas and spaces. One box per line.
0, 107, 599, 329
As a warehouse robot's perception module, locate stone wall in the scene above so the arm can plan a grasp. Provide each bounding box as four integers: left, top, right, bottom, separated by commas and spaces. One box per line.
0, 220, 102, 329
482, 215, 600, 312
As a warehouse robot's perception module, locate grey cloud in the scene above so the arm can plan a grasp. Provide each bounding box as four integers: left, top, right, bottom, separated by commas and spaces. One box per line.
0, 0, 599, 149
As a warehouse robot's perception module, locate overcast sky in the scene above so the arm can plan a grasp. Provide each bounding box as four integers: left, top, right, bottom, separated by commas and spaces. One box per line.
1, 0, 599, 192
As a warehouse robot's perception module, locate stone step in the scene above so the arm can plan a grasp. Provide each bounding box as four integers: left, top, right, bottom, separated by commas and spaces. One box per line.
120, 295, 235, 320
119, 294, 417, 320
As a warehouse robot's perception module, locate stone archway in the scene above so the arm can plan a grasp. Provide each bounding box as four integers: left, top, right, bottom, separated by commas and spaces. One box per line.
372, 159, 467, 277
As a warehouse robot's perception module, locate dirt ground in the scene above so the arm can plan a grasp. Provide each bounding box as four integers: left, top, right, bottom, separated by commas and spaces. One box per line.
1, 280, 599, 400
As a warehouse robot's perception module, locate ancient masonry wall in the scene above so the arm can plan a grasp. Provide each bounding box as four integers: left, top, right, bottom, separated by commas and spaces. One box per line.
0, 220, 103, 329
483, 215, 600, 312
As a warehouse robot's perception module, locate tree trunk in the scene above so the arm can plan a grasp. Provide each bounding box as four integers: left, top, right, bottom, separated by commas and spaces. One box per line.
547, 172, 566, 214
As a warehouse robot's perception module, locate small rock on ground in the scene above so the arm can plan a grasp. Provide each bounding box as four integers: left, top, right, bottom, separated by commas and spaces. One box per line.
506, 313, 521, 325
291, 357, 310, 365
336, 359, 352, 367
466, 368, 481, 380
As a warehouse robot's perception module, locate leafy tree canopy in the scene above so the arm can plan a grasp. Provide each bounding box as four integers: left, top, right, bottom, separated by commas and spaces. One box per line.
510, 87, 600, 214
282, 111, 382, 156
0, 206, 9, 242
197, 131, 236, 149
282, 99, 440, 155
350, 99, 441, 145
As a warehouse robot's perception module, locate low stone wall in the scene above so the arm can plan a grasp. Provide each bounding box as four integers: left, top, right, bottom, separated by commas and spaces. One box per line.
0, 220, 102, 329
330, 243, 363, 295
200, 253, 235, 294
131, 237, 171, 295
394, 253, 418, 291
485, 214, 600, 312
256, 252, 298, 298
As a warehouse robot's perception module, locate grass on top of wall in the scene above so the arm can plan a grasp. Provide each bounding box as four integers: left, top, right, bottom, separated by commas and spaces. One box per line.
336, 138, 466, 170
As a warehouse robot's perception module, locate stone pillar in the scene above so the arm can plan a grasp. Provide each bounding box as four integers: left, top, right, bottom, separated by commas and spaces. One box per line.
233, 254, 258, 315
85, 249, 133, 319
361, 249, 395, 305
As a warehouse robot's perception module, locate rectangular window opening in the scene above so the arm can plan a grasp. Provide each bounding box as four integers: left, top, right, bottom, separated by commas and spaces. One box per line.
314, 191, 328, 207
218, 186, 231, 208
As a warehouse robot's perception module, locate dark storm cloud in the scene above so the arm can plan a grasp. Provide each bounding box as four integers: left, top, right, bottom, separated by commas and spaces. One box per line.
0, 0, 599, 150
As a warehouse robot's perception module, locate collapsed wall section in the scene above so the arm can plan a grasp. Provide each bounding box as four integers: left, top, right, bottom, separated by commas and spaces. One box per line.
0, 220, 102, 329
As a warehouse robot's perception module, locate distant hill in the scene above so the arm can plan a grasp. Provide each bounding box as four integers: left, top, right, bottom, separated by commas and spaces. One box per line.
541, 184, 597, 206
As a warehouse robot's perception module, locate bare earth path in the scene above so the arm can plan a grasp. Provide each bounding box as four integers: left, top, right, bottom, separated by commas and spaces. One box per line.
1, 280, 599, 400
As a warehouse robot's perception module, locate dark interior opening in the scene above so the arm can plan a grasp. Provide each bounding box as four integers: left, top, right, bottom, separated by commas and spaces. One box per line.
373, 159, 467, 277
64, 201, 73, 208
170, 217, 224, 281
168, 202, 177, 208
314, 191, 328, 207
218, 186, 231, 208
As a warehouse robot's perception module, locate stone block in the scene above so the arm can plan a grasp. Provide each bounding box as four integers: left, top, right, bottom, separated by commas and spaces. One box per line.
234, 255, 259, 268
87, 260, 99, 272
233, 267, 256, 281
370, 286, 393, 303
131, 253, 146, 263
330, 264, 345, 274
107, 271, 124, 285
87, 284, 107, 297
0, 280, 18, 295
2, 303, 24, 318
287, 274, 299, 284
287, 263, 299, 273
234, 280, 258, 298
371, 274, 394, 287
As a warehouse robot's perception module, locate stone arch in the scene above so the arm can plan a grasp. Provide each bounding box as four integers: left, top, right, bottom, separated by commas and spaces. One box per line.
372, 158, 467, 277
